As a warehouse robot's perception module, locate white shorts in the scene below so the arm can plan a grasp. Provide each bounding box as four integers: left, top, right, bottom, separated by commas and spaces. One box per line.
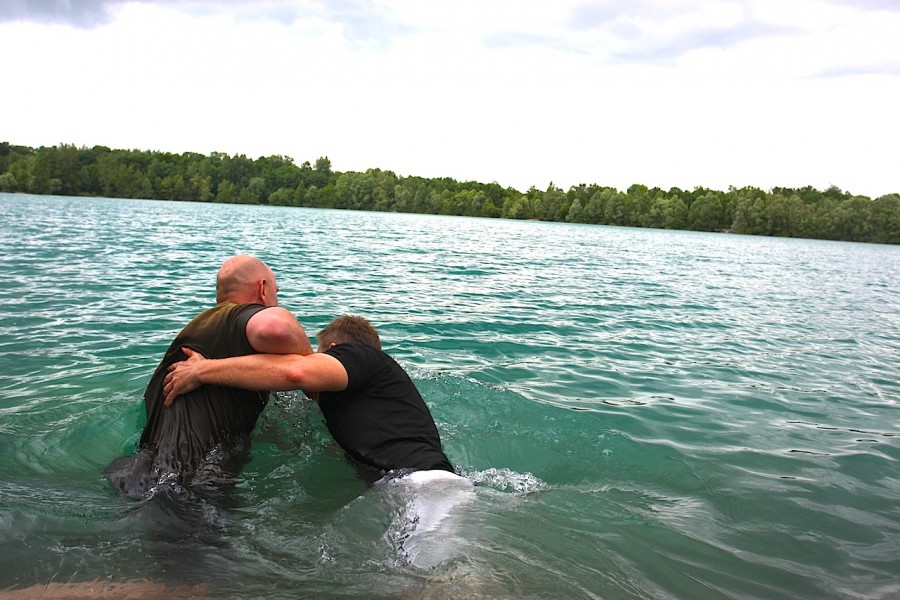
400, 469, 474, 487
389, 470, 475, 567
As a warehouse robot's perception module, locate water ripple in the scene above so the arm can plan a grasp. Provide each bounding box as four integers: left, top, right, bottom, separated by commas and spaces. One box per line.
1, 194, 899, 598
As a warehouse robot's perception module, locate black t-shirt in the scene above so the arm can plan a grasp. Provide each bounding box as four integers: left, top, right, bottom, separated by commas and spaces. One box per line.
104, 302, 268, 498
319, 342, 452, 480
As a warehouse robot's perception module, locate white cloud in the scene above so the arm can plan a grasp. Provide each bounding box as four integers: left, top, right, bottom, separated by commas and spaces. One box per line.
1, 0, 898, 197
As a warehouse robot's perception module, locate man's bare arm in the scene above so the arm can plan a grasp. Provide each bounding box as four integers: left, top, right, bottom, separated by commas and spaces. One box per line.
163, 348, 348, 406
246, 307, 313, 355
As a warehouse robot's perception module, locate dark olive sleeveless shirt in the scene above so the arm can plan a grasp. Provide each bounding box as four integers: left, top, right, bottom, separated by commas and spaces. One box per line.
104, 302, 268, 498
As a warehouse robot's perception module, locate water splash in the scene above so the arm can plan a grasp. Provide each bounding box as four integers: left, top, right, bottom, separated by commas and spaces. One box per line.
461, 467, 550, 494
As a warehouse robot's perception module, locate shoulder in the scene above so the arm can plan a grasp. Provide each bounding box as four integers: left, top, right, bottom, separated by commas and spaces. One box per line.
244, 306, 310, 355
184, 302, 265, 331
325, 342, 383, 361
324, 343, 390, 388
231, 302, 269, 318
245, 305, 295, 328
199, 302, 267, 321
173, 303, 267, 359
203, 303, 269, 341
221, 302, 268, 324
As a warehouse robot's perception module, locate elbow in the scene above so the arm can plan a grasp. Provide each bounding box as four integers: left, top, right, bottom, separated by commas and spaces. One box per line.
283, 363, 310, 389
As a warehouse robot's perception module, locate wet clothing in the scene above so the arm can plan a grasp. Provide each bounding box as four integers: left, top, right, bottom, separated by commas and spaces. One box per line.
319, 342, 453, 484
104, 302, 269, 499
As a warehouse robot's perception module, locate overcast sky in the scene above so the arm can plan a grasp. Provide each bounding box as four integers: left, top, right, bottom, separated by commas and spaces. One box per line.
1, 0, 898, 197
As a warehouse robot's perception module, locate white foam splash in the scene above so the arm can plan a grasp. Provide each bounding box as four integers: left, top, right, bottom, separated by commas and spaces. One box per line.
460, 467, 550, 494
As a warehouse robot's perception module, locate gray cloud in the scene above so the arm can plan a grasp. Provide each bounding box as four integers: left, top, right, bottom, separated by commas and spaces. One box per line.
813, 61, 900, 78
481, 31, 583, 56
481, 3, 800, 66
567, 1, 629, 31
0, 0, 123, 28
616, 19, 799, 63
824, 0, 900, 11
567, 1, 693, 33
221, 1, 415, 49
0, 0, 313, 28
316, 1, 412, 49
562, 2, 801, 64
0, 0, 412, 49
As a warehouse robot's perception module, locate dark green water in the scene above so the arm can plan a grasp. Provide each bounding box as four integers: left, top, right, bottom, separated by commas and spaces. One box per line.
1, 193, 898, 599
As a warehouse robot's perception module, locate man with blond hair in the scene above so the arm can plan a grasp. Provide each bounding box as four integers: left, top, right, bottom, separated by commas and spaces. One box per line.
104, 255, 313, 499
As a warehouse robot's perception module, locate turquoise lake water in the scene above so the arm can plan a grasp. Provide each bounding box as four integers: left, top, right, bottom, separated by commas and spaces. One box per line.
0, 192, 898, 599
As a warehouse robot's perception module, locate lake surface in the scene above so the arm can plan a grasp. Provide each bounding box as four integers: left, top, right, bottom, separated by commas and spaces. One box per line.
0, 192, 898, 599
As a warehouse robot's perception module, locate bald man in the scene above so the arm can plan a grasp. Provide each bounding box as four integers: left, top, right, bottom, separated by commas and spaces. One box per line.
103, 256, 313, 499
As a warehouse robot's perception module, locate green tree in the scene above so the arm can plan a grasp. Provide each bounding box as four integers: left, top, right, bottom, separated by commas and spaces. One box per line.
581, 190, 605, 224
220, 154, 257, 189
871, 194, 900, 244
29, 147, 60, 194
603, 190, 629, 225
502, 194, 533, 220
268, 187, 294, 206
7, 155, 34, 193
217, 180, 238, 203
538, 183, 568, 222
96, 153, 150, 198
305, 156, 333, 189
188, 173, 212, 201
732, 189, 768, 235
687, 192, 725, 231
158, 173, 188, 200
0, 172, 17, 192
833, 196, 874, 241
335, 171, 372, 211
246, 177, 266, 204
626, 184, 651, 227
0, 142, 10, 174
767, 194, 808, 237
646, 195, 688, 230
566, 197, 583, 223
302, 184, 320, 207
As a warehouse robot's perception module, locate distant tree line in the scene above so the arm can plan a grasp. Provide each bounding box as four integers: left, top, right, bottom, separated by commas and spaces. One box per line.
1, 142, 897, 244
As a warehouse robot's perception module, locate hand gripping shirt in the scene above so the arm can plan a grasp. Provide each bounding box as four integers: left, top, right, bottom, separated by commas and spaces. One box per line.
318, 342, 453, 481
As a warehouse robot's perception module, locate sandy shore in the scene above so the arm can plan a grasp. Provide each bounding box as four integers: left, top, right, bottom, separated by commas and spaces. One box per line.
0, 581, 208, 599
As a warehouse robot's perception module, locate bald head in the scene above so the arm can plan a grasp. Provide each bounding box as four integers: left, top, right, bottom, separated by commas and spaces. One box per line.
216, 255, 279, 307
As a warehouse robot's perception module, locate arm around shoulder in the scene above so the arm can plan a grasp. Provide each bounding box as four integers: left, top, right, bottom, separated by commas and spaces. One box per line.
281, 352, 350, 393
164, 352, 349, 404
